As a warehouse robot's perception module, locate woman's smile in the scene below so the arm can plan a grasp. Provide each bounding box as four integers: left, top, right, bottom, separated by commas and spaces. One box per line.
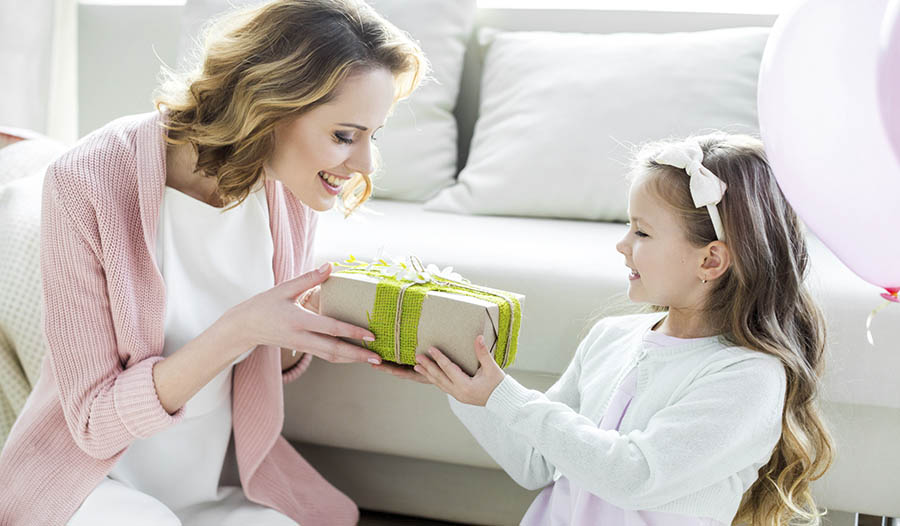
317, 170, 350, 195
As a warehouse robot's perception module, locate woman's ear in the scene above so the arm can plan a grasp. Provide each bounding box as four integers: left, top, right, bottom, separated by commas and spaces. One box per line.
700, 241, 731, 281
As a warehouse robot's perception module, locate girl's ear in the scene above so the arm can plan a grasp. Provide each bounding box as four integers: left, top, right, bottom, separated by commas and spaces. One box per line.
700, 241, 731, 281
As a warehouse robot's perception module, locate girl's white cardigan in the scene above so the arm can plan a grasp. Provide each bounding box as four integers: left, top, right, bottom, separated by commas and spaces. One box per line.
450, 312, 786, 524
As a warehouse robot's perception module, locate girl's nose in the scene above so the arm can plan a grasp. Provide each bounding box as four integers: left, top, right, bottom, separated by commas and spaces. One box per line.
615, 235, 629, 255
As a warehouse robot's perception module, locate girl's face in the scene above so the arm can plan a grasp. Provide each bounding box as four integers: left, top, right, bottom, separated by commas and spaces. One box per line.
267, 68, 396, 211
615, 175, 709, 310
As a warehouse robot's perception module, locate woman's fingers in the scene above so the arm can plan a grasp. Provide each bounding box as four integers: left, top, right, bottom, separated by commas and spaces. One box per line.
291, 331, 381, 364
280, 263, 332, 299
295, 309, 376, 343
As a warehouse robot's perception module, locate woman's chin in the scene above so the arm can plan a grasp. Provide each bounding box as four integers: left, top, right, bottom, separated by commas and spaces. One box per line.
292, 188, 337, 211
307, 197, 336, 212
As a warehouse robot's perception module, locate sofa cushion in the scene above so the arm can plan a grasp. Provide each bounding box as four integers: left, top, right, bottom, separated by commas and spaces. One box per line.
315, 199, 632, 375
178, 0, 476, 202
425, 26, 769, 221
314, 199, 900, 409
298, 199, 900, 480
366, 0, 476, 201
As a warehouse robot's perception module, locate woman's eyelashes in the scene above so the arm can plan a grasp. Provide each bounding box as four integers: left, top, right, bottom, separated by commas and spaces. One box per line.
333, 132, 353, 145
332, 130, 380, 145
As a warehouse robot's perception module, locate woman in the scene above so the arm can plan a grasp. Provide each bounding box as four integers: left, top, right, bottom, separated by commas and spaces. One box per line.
0, 1, 427, 524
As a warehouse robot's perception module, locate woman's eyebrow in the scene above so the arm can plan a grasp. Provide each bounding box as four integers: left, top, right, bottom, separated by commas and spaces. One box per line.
337, 122, 368, 131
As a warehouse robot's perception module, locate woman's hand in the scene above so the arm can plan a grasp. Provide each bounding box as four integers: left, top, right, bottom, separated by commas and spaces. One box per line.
298, 284, 321, 314
221, 263, 382, 365
374, 335, 505, 406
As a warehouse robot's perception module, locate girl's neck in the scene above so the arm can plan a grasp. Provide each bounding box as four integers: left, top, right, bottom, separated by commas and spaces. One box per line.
653, 310, 721, 339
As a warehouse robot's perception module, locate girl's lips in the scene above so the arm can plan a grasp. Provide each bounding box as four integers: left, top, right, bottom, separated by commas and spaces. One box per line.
628, 270, 641, 281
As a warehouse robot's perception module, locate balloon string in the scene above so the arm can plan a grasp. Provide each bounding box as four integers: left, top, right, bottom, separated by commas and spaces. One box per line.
866, 288, 897, 347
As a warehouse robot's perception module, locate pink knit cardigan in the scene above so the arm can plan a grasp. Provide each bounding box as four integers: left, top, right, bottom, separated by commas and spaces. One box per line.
0, 112, 358, 525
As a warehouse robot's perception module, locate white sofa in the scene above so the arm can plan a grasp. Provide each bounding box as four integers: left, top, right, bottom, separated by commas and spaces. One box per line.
1, 4, 896, 525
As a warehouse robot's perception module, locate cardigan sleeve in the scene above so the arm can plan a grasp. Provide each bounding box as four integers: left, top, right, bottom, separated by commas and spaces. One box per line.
40, 170, 183, 460
481, 350, 787, 510
447, 319, 600, 490
281, 195, 319, 385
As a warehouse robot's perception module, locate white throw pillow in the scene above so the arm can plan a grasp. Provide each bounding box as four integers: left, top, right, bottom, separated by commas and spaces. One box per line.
425, 27, 769, 221
178, 0, 475, 202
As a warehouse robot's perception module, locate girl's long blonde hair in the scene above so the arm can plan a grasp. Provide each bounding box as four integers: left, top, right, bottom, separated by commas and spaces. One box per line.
155, 0, 428, 215
635, 133, 834, 525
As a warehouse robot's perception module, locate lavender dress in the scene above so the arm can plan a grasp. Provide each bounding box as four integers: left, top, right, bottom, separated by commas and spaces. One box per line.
519, 330, 729, 526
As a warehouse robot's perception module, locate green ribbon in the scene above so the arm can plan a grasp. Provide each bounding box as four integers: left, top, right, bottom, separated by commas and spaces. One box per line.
333, 256, 521, 369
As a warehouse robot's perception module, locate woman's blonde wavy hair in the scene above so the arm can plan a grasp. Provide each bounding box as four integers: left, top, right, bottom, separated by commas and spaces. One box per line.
627, 133, 834, 525
155, 0, 428, 215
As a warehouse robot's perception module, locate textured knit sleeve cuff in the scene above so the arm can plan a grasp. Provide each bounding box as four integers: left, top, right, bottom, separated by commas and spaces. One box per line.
282, 352, 313, 384
485, 374, 537, 424
113, 356, 184, 438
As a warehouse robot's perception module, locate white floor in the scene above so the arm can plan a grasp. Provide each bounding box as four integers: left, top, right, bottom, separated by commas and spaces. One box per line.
358, 509, 894, 525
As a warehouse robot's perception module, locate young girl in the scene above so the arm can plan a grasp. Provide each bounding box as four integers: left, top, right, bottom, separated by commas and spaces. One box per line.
377, 134, 834, 525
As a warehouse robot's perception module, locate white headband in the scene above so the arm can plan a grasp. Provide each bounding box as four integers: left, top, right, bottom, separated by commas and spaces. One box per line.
651, 142, 728, 242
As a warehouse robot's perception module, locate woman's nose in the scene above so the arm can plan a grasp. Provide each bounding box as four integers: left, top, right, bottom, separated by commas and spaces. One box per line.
346, 140, 375, 176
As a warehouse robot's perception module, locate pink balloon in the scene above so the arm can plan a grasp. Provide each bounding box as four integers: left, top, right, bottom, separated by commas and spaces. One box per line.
758, 0, 900, 290
879, 0, 900, 163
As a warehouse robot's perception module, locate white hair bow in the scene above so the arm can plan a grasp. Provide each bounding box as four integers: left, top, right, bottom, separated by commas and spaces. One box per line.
652, 142, 727, 241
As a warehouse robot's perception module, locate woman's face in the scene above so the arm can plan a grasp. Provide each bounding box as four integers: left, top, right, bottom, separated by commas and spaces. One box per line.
267, 68, 396, 211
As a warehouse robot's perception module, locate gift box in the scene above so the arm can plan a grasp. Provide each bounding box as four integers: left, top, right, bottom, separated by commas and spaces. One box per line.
319, 256, 524, 375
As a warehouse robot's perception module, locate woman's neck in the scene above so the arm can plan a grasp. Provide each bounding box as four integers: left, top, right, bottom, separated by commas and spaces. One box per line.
165, 142, 223, 207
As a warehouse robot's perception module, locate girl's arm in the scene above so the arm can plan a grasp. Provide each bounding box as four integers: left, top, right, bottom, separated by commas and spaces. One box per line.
414, 313, 786, 509
446, 347, 584, 490
414, 321, 609, 491
471, 354, 786, 510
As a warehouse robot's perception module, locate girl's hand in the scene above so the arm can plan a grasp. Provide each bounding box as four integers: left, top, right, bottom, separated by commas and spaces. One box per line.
413, 335, 505, 406
370, 362, 431, 384
221, 263, 382, 365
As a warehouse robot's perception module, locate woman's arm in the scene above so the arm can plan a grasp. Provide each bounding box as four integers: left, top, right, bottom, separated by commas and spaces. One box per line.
42, 173, 378, 458
155, 268, 378, 413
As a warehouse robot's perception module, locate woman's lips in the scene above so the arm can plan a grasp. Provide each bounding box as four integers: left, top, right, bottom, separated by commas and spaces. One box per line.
628, 269, 641, 281
318, 171, 347, 196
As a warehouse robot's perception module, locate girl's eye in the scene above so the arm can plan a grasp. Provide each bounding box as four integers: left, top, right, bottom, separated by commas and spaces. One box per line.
371, 129, 381, 142
333, 132, 353, 145
626, 222, 648, 238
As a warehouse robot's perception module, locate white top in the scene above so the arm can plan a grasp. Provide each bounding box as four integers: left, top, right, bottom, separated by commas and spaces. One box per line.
449, 312, 787, 525
108, 185, 275, 512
